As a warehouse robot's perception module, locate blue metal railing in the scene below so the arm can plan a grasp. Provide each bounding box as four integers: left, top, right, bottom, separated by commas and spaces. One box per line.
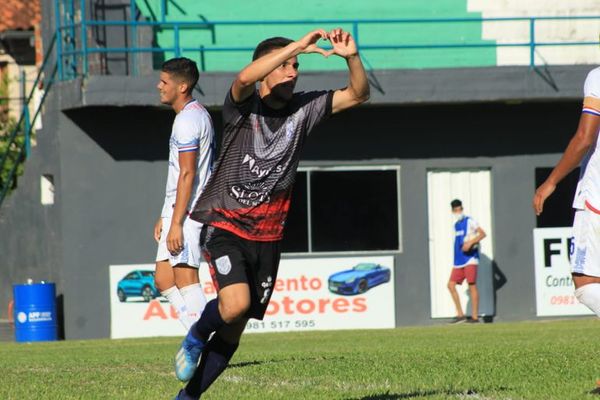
52, 0, 600, 79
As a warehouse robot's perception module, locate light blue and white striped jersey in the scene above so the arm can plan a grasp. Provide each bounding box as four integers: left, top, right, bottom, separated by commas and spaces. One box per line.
161, 99, 214, 218
574, 67, 600, 211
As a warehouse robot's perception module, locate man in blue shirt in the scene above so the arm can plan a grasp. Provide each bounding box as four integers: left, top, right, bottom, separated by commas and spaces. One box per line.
448, 199, 487, 323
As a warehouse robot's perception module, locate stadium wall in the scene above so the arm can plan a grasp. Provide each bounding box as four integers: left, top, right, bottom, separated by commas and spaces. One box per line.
1, 0, 596, 339
0, 93, 64, 334
0, 87, 578, 339
134, 0, 496, 71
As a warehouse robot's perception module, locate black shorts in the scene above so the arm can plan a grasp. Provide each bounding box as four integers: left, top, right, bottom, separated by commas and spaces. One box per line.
200, 225, 281, 320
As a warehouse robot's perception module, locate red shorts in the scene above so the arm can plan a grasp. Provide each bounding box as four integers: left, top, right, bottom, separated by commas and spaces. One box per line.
450, 264, 478, 284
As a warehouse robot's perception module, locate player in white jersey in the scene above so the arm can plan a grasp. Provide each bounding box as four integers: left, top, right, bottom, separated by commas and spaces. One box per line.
534, 66, 600, 317
153, 58, 214, 330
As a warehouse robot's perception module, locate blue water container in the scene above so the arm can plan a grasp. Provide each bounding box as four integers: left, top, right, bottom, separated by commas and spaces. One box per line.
13, 282, 58, 342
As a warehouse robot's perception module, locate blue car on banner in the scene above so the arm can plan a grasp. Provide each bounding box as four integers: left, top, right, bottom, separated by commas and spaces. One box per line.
117, 270, 160, 302
328, 263, 391, 295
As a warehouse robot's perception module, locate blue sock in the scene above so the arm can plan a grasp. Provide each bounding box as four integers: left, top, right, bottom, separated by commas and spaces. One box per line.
184, 334, 239, 397
190, 298, 225, 342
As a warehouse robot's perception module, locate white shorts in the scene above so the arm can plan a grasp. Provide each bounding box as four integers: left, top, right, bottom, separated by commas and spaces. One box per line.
571, 207, 600, 277
156, 216, 203, 268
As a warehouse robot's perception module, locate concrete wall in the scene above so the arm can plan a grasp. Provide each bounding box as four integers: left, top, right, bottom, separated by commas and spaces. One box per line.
5, 0, 587, 337
301, 102, 575, 325
0, 89, 62, 326
53, 65, 593, 110
391, 154, 557, 324
0, 95, 577, 338
468, 0, 600, 66
0, 0, 63, 328
0, 0, 587, 341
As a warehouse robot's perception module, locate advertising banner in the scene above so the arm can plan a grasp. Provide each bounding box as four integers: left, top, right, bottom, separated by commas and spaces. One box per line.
110, 256, 395, 338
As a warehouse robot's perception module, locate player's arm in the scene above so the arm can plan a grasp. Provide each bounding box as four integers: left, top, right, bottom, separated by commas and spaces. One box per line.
467, 227, 487, 246
462, 227, 486, 252
533, 112, 600, 215
328, 28, 370, 114
472, 227, 487, 244
231, 29, 330, 103
167, 150, 197, 254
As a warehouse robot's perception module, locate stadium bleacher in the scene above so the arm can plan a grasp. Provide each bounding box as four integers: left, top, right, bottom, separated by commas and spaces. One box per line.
135, 0, 496, 70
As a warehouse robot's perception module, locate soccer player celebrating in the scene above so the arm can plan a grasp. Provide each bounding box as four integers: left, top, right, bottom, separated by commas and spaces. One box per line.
154, 58, 214, 330
534, 66, 600, 317
172, 28, 370, 399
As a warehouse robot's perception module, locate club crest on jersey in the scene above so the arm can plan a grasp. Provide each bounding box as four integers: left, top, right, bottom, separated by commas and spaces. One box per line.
215, 255, 232, 275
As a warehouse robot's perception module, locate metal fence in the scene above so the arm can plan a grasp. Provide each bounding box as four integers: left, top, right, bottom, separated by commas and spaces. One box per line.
48, 1, 600, 79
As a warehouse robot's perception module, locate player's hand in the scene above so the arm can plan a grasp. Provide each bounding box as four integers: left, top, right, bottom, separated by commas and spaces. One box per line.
462, 241, 473, 252
166, 223, 184, 255
153, 217, 162, 243
327, 28, 358, 59
533, 181, 556, 216
297, 29, 332, 57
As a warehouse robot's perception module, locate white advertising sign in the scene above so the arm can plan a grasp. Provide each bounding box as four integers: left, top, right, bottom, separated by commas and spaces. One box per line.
110, 256, 395, 338
533, 227, 593, 317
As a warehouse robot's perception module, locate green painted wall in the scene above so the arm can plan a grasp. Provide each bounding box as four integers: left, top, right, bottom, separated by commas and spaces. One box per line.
135, 0, 496, 71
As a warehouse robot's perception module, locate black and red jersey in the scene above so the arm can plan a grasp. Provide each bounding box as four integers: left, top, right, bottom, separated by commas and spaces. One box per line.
190, 89, 333, 241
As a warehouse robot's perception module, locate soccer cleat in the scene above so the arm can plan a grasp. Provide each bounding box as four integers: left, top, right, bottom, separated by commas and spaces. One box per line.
174, 330, 205, 382
466, 318, 480, 324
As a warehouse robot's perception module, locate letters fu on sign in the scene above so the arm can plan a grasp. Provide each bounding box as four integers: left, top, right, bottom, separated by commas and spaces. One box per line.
532, 228, 593, 317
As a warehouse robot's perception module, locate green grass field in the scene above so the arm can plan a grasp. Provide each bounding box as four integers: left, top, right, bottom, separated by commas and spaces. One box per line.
1, 319, 599, 399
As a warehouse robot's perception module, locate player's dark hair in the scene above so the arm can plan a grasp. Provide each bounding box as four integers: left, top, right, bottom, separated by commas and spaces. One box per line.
450, 199, 463, 209
161, 57, 199, 94
252, 37, 294, 61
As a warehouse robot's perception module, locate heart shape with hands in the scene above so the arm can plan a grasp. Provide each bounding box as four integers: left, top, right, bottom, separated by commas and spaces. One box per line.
300, 28, 358, 59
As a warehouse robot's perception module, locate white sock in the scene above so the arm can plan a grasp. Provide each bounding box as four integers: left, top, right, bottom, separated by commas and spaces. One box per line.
161, 286, 193, 330
179, 283, 207, 323
575, 283, 600, 317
